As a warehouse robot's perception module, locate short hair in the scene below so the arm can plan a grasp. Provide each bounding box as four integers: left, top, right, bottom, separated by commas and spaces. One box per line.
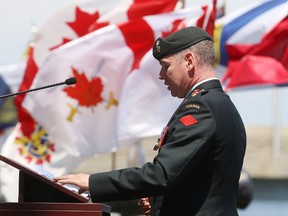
175, 40, 216, 69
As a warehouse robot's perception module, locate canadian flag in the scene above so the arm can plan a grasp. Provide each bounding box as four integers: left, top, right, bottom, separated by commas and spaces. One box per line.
22, 6, 213, 156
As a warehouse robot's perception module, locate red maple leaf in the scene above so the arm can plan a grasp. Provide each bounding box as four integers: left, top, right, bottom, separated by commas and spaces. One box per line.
63, 67, 104, 107
49, 7, 109, 51
66, 7, 101, 37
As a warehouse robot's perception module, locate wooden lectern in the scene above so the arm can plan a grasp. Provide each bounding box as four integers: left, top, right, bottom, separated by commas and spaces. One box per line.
0, 155, 111, 216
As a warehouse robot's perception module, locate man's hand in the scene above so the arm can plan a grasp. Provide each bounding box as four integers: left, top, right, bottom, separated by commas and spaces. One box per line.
138, 197, 151, 216
54, 173, 90, 194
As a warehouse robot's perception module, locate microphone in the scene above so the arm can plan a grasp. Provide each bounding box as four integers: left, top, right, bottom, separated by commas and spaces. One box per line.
0, 77, 77, 99
65, 77, 77, 85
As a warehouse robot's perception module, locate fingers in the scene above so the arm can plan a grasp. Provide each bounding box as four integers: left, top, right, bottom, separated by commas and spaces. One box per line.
53, 174, 76, 184
138, 198, 151, 215
53, 173, 90, 191
138, 198, 150, 207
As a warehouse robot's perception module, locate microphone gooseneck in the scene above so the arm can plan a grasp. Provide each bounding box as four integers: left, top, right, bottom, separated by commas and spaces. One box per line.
0, 77, 77, 99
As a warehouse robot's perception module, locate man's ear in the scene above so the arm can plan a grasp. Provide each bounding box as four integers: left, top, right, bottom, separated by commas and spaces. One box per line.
184, 52, 194, 70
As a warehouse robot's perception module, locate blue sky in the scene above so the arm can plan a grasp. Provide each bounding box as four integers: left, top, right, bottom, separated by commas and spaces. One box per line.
0, 0, 287, 126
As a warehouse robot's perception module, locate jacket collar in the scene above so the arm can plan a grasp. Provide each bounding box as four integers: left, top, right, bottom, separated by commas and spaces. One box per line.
185, 79, 223, 97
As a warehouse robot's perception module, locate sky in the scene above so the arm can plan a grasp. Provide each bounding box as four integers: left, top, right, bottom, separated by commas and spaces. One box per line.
0, 0, 287, 126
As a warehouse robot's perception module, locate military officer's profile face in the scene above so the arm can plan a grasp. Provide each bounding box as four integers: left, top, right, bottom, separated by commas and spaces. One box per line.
158, 52, 194, 98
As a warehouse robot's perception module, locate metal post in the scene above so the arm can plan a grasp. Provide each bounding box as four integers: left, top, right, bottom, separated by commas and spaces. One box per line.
272, 88, 281, 159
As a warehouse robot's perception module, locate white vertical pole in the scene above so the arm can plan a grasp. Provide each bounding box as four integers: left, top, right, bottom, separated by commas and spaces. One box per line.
111, 151, 117, 171
272, 87, 281, 159
127, 139, 146, 167
180, 0, 185, 8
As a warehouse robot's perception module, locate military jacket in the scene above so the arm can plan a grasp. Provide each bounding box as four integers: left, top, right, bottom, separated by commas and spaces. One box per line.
89, 79, 246, 216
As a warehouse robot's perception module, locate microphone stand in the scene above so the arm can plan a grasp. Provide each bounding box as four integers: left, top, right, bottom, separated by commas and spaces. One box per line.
0, 78, 76, 99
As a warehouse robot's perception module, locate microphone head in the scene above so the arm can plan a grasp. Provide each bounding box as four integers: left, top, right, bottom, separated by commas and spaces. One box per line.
65, 77, 77, 85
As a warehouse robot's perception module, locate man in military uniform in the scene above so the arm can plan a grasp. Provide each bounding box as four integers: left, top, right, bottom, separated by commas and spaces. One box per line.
55, 26, 246, 216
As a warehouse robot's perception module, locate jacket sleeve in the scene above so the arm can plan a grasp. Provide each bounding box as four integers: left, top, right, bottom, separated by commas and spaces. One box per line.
89, 97, 216, 202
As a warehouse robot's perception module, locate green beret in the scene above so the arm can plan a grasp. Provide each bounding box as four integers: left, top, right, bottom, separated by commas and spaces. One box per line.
153, 26, 213, 60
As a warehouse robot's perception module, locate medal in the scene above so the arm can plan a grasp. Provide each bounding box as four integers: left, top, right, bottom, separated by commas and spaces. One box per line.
153, 127, 169, 151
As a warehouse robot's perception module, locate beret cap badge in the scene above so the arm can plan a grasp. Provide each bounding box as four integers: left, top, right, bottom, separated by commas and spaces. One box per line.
156, 40, 161, 54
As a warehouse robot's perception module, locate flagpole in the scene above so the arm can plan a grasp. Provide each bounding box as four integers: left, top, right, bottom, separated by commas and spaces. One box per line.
111, 150, 116, 171
180, 0, 185, 8
272, 87, 281, 159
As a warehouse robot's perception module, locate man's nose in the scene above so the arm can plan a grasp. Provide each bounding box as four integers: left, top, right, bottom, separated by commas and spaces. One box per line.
159, 70, 165, 80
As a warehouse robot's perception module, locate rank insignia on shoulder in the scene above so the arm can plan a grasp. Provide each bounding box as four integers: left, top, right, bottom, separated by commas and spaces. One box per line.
179, 115, 198, 126
191, 88, 204, 97
153, 127, 169, 151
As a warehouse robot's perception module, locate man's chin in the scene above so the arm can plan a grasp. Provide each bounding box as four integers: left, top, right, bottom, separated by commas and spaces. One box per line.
170, 91, 184, 98
170, 91, 177, 97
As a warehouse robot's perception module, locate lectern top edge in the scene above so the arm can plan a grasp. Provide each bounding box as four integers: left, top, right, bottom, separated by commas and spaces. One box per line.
0, 154, 89, 203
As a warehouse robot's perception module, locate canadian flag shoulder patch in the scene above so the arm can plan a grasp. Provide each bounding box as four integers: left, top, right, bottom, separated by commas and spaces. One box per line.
179, 115, 198, 126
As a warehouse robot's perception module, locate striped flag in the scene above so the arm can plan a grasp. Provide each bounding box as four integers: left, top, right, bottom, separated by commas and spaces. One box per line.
213, 0, 288, 90
222, 16, 288, 89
